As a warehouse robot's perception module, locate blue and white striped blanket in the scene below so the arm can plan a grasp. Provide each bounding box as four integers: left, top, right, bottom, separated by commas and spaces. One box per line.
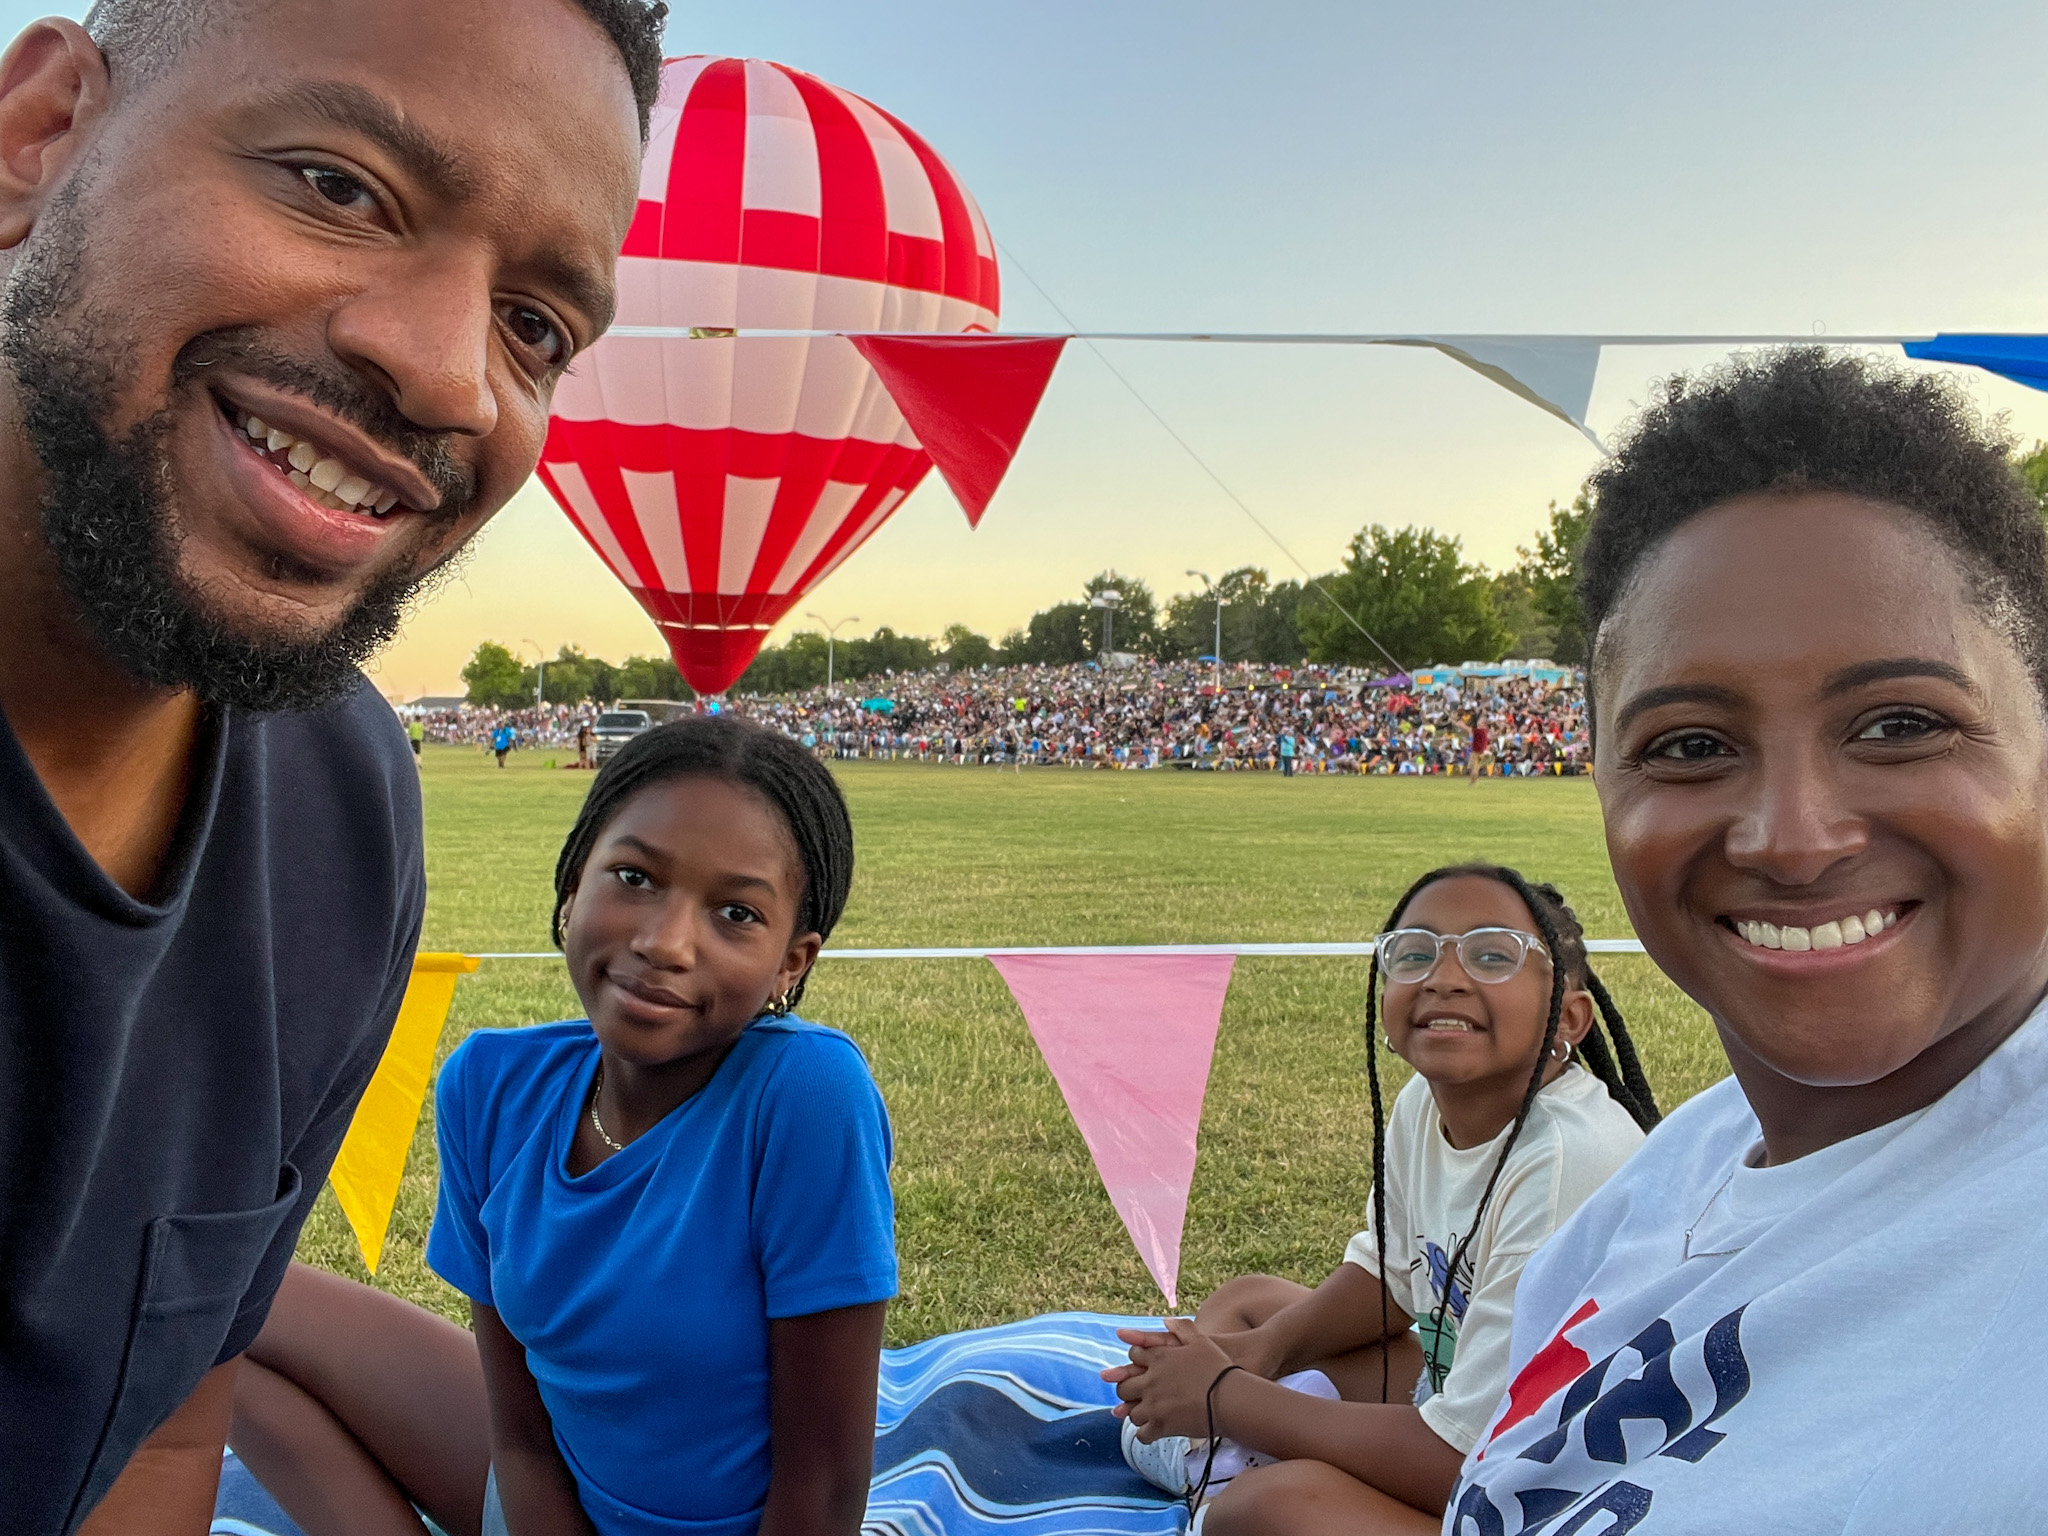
213, 1312, 1186, 1536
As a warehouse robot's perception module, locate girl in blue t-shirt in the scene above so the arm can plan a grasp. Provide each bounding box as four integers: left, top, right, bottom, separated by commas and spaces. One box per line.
229, 715, 896, 1536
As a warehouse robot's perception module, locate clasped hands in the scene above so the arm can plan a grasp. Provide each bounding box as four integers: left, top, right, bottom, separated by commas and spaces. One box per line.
1102, 1317, 1274, 1443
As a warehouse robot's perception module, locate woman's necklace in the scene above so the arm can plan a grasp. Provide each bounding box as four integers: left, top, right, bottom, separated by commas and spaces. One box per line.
589, 1062, 626, 1152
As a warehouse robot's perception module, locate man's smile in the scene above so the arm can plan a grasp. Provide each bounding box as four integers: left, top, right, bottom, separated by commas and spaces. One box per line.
230, 408, 402, 516
201, 376, 450, 580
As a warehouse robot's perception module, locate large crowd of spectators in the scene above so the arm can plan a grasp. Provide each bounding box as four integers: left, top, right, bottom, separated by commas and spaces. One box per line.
410, 661, 1589, 776
409, 700, 602, 752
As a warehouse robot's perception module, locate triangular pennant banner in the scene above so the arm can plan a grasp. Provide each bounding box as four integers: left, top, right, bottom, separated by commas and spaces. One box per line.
1381, 336, 1606, 447
329, 952, 479, 1273
851, 335, 1068, 527
989, 952, 1234, 1307
1904, 333, 2048, 393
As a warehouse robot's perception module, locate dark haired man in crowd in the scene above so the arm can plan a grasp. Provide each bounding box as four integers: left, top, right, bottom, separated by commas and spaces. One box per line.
0, 1, 661, 1530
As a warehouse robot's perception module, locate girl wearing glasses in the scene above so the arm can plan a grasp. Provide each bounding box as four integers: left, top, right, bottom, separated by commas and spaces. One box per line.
1107, 863, 1660, 1532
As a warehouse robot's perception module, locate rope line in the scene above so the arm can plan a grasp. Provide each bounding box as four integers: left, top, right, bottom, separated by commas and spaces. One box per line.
609, 327, 1932, 345
467, 940, 1648, 960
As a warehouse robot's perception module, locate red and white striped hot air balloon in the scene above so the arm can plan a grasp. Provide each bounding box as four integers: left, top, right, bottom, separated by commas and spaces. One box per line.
537, 55, 1001, 695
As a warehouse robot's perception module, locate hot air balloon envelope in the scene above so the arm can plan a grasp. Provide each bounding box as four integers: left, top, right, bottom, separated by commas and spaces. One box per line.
538, 56, 1001, 694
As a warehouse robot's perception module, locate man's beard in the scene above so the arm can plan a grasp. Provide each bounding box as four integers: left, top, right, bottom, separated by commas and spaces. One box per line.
0, 187, 474, 713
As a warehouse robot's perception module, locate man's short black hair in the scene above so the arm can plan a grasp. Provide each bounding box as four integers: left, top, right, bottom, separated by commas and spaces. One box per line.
1579, 346, 2048, 703
84, 0, 669, 139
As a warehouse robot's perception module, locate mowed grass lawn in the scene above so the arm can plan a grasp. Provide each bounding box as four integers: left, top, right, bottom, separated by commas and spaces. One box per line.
294, 745, 1726, 1345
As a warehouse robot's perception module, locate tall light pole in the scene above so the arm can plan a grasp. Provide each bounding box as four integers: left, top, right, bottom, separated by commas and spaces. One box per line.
521, 639, 546, 706
805, 612, 860, 695
1187, 570, 1222, 681
1089, 588, 1122, 662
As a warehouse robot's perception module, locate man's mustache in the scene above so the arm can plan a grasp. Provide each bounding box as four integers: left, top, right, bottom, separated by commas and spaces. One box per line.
171, 328, 477, 518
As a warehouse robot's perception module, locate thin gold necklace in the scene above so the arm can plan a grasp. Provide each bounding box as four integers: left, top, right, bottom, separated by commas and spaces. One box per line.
589, 1062, 626, 1152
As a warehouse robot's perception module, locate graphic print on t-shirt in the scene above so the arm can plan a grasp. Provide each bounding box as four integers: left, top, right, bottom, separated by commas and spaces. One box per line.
1451, 1299, 1753, 1535
1416, 1235, 1473, 1389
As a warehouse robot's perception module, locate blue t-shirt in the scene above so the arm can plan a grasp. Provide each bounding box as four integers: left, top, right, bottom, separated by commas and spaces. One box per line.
426, 1017, 896, 1536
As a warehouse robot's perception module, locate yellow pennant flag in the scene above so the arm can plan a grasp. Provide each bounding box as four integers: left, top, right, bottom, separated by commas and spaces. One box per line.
329, 952, 480, 1273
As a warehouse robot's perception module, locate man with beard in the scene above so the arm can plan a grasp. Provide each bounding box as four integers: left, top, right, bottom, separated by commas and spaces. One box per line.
0, 2, 655, 1531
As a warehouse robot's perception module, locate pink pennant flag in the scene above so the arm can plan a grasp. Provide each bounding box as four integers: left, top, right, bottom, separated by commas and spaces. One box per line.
851, 334, 1067, 527
989, 953, 1234, 1308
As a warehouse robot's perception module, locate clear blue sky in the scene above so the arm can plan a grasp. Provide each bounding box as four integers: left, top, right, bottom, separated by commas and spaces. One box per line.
10, 1, 2048, 691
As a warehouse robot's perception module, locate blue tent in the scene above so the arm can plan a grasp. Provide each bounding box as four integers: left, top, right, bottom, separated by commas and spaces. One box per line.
1904, 334, 2048, 393
863, 697, 896, 714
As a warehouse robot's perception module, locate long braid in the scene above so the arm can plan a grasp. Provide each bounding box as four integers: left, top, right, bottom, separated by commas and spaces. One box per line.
1364, 951, 1392, 1403
1583, 970, 1661, 1129
1501, 881, 1661, 1133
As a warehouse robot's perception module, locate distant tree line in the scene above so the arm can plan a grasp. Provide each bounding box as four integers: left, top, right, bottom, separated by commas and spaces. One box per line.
460, 444, 2048, 705
459, 642, 694, 710
456, 499, 1591, 704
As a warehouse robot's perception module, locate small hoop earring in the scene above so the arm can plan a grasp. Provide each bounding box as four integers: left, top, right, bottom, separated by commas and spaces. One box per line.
1552, 1041, 1572, 1062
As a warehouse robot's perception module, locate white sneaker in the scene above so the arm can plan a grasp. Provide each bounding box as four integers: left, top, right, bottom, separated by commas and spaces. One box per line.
1120, 1415, 1196, 1495
1122, 1373, 1330, 1500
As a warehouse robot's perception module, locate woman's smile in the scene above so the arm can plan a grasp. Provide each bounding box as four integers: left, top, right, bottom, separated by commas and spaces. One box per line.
1723, 904, 1905, 953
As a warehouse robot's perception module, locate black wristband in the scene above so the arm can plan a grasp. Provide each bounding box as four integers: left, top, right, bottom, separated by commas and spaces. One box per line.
1206, 1362, 1245, 1434
1187, 1362, 1248, 1512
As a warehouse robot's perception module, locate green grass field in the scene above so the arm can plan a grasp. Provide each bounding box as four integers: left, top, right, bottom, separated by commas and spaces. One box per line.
293, 745, 1726, 1345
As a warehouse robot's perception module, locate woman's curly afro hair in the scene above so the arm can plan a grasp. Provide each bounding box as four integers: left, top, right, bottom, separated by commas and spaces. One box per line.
1577, 347, 2048, 718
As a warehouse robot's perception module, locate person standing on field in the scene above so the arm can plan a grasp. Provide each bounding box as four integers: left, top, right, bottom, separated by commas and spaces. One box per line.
0, 2, 655, 1532
492, 721, 516, 767
1466, 720, 1490, 781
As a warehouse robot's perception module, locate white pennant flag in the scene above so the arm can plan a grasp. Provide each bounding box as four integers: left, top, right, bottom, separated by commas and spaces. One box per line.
1382, 336, 1606, 448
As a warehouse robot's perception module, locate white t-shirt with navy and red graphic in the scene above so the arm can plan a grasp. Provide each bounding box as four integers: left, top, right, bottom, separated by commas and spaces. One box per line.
1343, 1066, 1646, 1453
1449, 998, 2048, 1535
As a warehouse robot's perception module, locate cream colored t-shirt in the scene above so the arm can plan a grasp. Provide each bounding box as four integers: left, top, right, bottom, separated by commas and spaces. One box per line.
1342, 1066, 1644, 1452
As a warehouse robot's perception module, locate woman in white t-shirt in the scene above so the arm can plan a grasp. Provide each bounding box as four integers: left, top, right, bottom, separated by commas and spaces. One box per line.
1450, 349, 2048, 1534
1105, 864, 1660, 1531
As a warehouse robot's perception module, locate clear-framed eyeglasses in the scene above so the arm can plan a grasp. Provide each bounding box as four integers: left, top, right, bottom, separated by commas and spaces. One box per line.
1375, 927, 1551, 986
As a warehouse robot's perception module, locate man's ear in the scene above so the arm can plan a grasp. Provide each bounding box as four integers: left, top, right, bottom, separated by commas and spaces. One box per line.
0, 20, 109, 250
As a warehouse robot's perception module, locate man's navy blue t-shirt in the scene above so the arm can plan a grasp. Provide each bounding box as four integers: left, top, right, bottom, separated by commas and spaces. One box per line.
0, 678, 424, 1534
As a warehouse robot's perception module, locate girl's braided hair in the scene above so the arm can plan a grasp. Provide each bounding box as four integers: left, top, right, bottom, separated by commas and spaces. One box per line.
551, 715, 855, 1013
1363, 863, 1659, 1398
